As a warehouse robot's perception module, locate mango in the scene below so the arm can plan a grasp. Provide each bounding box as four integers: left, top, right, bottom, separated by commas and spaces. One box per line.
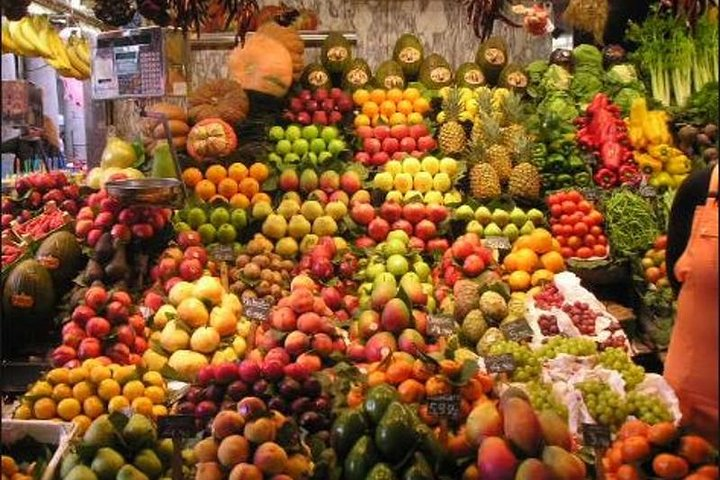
363, 384, 399, 425
193, 437, 219, 463
465, 402, 503, 447
195, 462, 223, 480
375, 402, 416, 460
371, 275, 398, 310
476, 436, 518, 480
91, 448, 125, 480
380, 298, 411, 334
123, 414, 157, 450
542, 446, 587, 480
537, 410, 572, 451
116, 465, 148, 480
133, 449, 163, 479
514, 458, 552, 480
331, 408, 368, 458
502, 397, 542, 457
344, 436, 378, 480
64, 465, 98, 480
83, 415, 117, 448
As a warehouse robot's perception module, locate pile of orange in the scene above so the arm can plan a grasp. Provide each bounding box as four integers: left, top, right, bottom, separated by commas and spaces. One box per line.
602, 420, 718, 480
182, 162, 270, 208
352, 88, 431, 127
502, 228, 566, 292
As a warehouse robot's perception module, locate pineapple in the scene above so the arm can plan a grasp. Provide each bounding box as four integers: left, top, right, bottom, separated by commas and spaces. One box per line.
470, 88, 494, 146
439, 87, 467, 154
469, 162, 502, 201
481, 113, 513, 183
499, 93, 526, 152
508, 163, 541, 201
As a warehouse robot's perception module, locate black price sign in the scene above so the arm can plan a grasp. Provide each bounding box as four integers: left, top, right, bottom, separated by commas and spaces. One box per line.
639, 184, 658, 198
157, 415, 196, 438
210, 244, 236, 263
581, 423, 611, 448
501, 319, 534, 343
427, 314, 457, 338
427, 394, 461, 419
484, 353, 516, 374
581, 187, 601, 202
482, 236, 512, 251
242, 297, 272, 322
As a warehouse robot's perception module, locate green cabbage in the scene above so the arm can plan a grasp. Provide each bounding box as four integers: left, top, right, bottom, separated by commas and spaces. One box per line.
613, 88, 645, 114
605, 64, 640, 86
541, 64, 572, 92
571, 72, 604, 103
572, 44, 603, 68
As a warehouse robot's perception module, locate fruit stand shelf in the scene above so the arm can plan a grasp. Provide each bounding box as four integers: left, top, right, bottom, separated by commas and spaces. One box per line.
190, 31, 358, 50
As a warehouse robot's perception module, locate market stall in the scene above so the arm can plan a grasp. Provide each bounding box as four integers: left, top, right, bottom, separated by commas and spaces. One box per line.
1, 0, 718, 479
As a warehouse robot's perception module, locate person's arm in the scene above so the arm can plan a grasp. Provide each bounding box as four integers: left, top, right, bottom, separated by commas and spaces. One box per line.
666, 167, 712, 293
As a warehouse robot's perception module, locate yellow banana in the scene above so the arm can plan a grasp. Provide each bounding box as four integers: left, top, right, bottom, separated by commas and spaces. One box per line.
8, 20, 38, 56
1, 20, 20, 54
76, 36, 91, 65
22, 16, 53, 58
66, 36, 91, 79
48, 30, 75, 73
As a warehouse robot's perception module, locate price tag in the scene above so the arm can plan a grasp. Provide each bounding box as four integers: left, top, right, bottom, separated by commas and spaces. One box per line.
484, 353, 516, 374
242, 297, 272, 322
427, 314, 457, 338
210, 244, 236, 263
138, 306, 153, 321
427, 394, 461, 419
157, 415, 196, 438
581, 423, 611, 448
501, 319, 534, 342
639, 184, 657, 198
482, 236, 512, 251
581, 187, 601, 202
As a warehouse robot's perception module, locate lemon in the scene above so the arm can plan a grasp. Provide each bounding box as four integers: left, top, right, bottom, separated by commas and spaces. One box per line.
83, 396, 105, 419
72, 381, 95, 403
122, 380, 145, 401
144, 386, 166, 405
108, 396, 130, 413
33, 398, 57, 420
57, 398, 82, 421
89, 365, 112, 384
98, 379, 121, 401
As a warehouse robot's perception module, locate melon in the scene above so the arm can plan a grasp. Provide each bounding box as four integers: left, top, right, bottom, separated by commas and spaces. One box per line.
2, 259, 56, 323
35, 231, 83, 286
227, 34, 293, 97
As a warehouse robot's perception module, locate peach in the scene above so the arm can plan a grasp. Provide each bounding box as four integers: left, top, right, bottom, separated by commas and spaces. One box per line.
253, 442, 288, 475
270, 307, 297, 332
217, 435, 250, 467
212, 411, 245, 440
243, 417, 276, 444
297, 312, 325, 334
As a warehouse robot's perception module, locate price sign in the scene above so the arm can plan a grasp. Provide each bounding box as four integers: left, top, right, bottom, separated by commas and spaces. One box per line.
482, 236, 512, 251
427, 394, 461, 419
581, 187, 601, 202
427, 314, 457, 338
639, 184, 658, 198
157, 415, 196, 438
138, 306, 153, 321
501, 319, 534, 342
581, 423, 611, 448
210, 244, 236, 263
484, 353, 516, 374
243, 297, 272, 322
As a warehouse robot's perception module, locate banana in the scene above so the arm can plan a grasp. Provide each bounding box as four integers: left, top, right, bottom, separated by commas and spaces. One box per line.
75, 36, 91, 65
47, 29, 74, 73
1, 20, 20, 54
8, 20, 38, 56
21, 16, 53, 58
66, 36, 91, 79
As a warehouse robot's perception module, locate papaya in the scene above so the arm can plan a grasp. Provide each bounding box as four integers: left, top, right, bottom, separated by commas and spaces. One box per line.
375, 402, 417, 460
363, 384, 399, 425
344, 435, 378, 480
331, 408, 369, 458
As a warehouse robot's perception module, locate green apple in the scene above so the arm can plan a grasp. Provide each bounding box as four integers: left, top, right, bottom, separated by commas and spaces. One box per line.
387, 230, 410, 244
321, 126, 339, 143
285, 125, 301, 142
269, 126, 285, 141
520, 220, 535, 236
230, 209, 248, 229
276, 139, 292, 155
327, 139, 345, 155
384, 238, 407, 256
386, 254, 409, 276
310, 138, 326, 154
293, 139, 310, 156
527, 208, 544, 226
413, 261, 431, 281
365, 262, 386, 281
302, 125, 319, 140
284, 152, 300, 164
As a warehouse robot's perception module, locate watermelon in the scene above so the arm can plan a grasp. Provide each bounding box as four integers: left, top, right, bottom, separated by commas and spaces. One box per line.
35, 231, 83, 286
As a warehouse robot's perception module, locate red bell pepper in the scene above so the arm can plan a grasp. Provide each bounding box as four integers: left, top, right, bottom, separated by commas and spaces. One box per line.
594, 168, 618, 189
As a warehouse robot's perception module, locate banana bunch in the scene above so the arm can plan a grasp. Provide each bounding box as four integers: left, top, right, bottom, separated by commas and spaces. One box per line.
2, 16, 91, 80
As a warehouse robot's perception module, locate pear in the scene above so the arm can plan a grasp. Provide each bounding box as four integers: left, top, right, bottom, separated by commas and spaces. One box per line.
520, 220, 535, 236
455, 204, 475, 221
300, 200, 324, 221
467, 220, 484, 236
484, 222, 503, 237
527, 208, 544, 226
491, 209, 510, 227
277, 199, 300, 220
503, 223, 520, 242
475, 206, 493, 225
288, 215, 312, 239
510, 207, 528, 227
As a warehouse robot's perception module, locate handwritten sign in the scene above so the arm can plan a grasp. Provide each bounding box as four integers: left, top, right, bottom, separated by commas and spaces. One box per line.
427, 314, 457, 338
482, 236, 512, 251
581, 187, 601, 203
242, 297, 272, 322
638, 184, 658, 198
427, 394, 461, 419
501, 319, 534, 342
484, 353, 516, 374
157, 415, 196, 438
581, 423, 611, 448
210, 244, 235, 263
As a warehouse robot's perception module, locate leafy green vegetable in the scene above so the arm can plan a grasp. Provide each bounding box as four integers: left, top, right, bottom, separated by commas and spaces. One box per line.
605, 64, 640, 87
573, 44, 603, 68
604, 189, 661, 256
570, 72, 604, 104
527, 60, 550, 99
613, 88, 646, 115
673, 81, 719, 125
541, 64, 572, 92
537, 92, 579, 125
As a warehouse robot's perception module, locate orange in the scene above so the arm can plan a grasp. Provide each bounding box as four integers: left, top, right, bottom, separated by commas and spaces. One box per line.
403, 87, 421, 102
195, 179, 216, 201
652, 453, 689, 479
108, 395, 130, 413
362, 101, 379, 118
380, 100, 396, 117
352, 88, 370, 106
514, 248, 540, 272
205, 165, 227, 184
182, 167, 203, 187
513, 235, 534, 252
144, 385, 166, 404
386, 88, 404, 103
142, 371, 165, 387
369, 89, 386, 104
531, 269, 554, 286
217, 178, 239, 199
68, 367, 89, 385
32, 398, 56, 420
396, 99, 414, 115
621, 436, 652, 463
238, 177, 260, 198
152, 404, 168, 418
230, 193, 250, 209
386, 360, 413, 385
425, 375, 452, 396
52, 384, 73, 402
370, 114, 380, 126
57, 398, 82, 420
72, 415, 92, 436
98, 379, 121, 401
529, 228, 554, 254
89, 365, 112, 384
413, 97, 430, 114
249, 162, 269, 182
508, 270, 531, 291
397, 379, 426, 403
30, 381, 53, 398
228, 162, 248, 182
122, 380, 145, 401
72, 381, 95, 403
47, 368, 70, 385
460, 378, 485, 401
503, 252, 519, 272
251, 192, 272, 205
367, 370, 387, 386
616, 464, 642, 480
540, 251, 565, 273
2, 456, 18, 476
354, 113, 371, 128
13, 405, 31, 420
83, 395, 105, 419
131, 396, 154, 417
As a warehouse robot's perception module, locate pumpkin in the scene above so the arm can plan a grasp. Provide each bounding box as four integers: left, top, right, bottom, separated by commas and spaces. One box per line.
188, 79, 249, 125
256, 22, 305, 80
187, 118, 237, 161
148, 102, 188, 122
35, 231, 83, 286
227, 34, 293, 97
2, 259, 56, 323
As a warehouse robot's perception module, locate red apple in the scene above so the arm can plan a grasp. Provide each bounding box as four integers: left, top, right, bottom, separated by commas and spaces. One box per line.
374, 125, 391, 140
351, 203, 375, 225
414, 219, 437, 241
379, 201, 403, 223
402, 203, 426, 224
400, 137, 417, 153
368, 217, 391, 242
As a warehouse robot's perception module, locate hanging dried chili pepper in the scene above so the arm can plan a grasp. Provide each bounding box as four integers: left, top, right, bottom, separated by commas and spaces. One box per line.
464, 0, 522, 41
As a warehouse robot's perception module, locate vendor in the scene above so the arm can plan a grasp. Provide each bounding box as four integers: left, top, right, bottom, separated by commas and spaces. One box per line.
1, 115, 62, 171
665, 163, 718, 446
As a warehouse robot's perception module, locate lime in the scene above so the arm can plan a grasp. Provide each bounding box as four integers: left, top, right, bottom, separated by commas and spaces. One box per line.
198, 224, 216, 244
210, 207, 230, 228
216, 224, 237, 244
293, 139, 310, 156
310, 138, 326, 155
302, 125, 319, 140
175, 221, 191, 233
285, 125, 302, 142
327, 139, 345, 156
269, 126, 285, 141
187, 208, 207, 229
321, 126, 339, 143
230, 209, 248, 230
276, 139, 292, 156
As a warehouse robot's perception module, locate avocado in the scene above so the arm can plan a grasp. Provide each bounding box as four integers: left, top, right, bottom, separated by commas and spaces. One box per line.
331, 408, 369, 458
455, 62, 486, 88
342, 58, 373, 91
375, 402, 417, 460
362, 384, 399, 425
393, 33, 424, 79
321, 32, 352, 74
476, 36, 509, 85
415, 423, 450, 472
301, 63, 332, 91
418, 53, 453, 90
402, 452, 434, 480
367, 463, 398, 480
374, 60, 406, 90
499, 63, 529, 95
344, 435, 378, 480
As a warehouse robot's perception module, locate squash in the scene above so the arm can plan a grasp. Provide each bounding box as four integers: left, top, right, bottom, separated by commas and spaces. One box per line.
188, 79, 249, 125
152, 120, 191, 139
2, 259, 56, 323
148, 102, 188, 122
227, 34, 293, 97
187, 118, 237, 161
256, 22, 305, 81
35, 231, 83, 286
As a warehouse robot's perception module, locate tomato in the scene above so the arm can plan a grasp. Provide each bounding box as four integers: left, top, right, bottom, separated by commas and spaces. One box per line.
561, 247, 575, 258
583, 234, 597, 247
593, 244, 607, 257
549, 217, 559, 225
577, 200, 592, 214
561, 214, 575, 226
597, 235, 608, 246
557, 191, 571, 203
645, 267, 662, 283
567, 190, 582, 203
571, 211, 585, 224
561, 224, 574, 236
576, 247, 593, 259
654, 235, 667, 250
588, 210, 604, 225
556, 235, 568, 246
590, 225, 603, 236
568, 235, 583, 249
547, 193, 563, 205
573, 222, 589, 236
551, 224, 564, 236
550, 204, 563, 218
561, 201, 577, 214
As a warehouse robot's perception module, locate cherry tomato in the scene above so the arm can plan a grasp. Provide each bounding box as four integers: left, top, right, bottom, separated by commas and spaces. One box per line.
561, 225, 573, 236
577, 200, 592, 214
547, 193, 563, 206
590, 225, 603, 236
571, 212, 585, 224
597, 235, 608, 246
567, 190, 582, 203
583, 234, 597, 247
593, 244, 607, 257
556, 235, 568, 246
561, 201, 577, 215
561, 214, 574, 226
551, 224, 564, 236
550, 204, 563, 218
588, 210, 604, 225
573, 222, 589, 236
576, 247, 593, 259
561, 247, 575, 258
568, 235, 583, 249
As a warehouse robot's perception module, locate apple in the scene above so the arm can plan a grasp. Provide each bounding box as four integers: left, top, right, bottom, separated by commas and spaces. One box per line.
368, 218, 391, 242
417, 136, 436, 151
379, 201, 403, 223
400, 137, 417, 153
426, 204, 449, 224
363, 137, 382, 155
402, 203, 426, 224
382, 137, 400, 155
414, 219, 437, 241
374, 125, 391, 140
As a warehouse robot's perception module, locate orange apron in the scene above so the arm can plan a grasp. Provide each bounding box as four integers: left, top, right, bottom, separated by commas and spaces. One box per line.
664, 165, 719, 446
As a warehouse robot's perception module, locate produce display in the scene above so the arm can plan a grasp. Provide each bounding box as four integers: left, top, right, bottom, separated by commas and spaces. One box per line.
2, 3, 719, 480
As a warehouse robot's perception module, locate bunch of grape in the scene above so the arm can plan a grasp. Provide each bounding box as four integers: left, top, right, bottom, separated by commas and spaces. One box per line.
533, 283, 565, 310
577, 380, 630, 429
487, 340, 541, 382
538, 313, 560, 336
537, 336, 597, 360
626, 391, 673, 425
600, 333, 628, 351
526, 381, 568, 419
598, 347, 645, 389
562, 301, 599, 335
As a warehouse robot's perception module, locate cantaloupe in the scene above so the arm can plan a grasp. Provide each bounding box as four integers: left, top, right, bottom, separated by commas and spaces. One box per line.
227, 35, 293, 98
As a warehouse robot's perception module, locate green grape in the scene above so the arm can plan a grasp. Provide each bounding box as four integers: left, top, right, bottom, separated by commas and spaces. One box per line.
578, 380, 629, 430
537, 337, 598, 360
526, 381, 568, 420
487, 340, 542, 381
626, 391, 673, 424
598, 348, 646, 389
